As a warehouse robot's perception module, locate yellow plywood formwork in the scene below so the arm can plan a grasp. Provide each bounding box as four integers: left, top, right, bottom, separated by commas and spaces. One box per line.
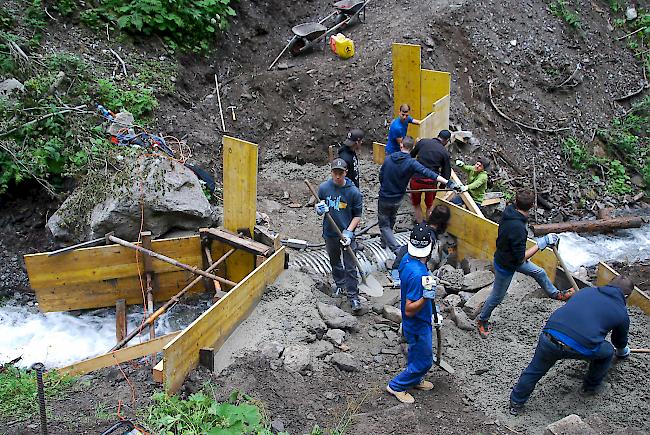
25, 236, 227, 312
436, 198, 557, 281
222, 136, 258, 284
392, 43, 421, 138
420, 69, 451, 118
373, 142, 386, 164
162, 247, 286, 394
596, 262, 650, 314
57, 332, 179, 377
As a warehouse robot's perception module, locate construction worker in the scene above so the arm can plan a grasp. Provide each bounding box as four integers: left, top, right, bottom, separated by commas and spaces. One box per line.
338, 128, 364, 188
386, 223, 437, 404
409, 130, 452, 223
386, 103, 421, 155
509, 275, 634, 415
378, 136, 458, 253
452, 157, 490, 209
315, 158, 364, 312
476, 189, 575, 339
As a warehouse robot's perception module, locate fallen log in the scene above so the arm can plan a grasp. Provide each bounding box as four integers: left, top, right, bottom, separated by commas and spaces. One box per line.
532, 216, 647, 236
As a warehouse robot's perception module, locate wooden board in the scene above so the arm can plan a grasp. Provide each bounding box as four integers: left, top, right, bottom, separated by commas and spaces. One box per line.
420, 69, 451, 118
163, 247, 286, 393
200, 228, 272, 256
436, 198, 557, 281
222, 136, 258, 284
392, 43, 421, 138
419, 95, 450, 140
596, 262, 650, 314
25, 236, 227, 312
373, 142, 386, 165
57, 332, 179, 377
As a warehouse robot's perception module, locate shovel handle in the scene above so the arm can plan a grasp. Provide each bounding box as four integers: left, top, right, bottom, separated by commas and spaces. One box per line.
552, 245, 579, 291
304, 179, 367, 283
630, 348, 650, 354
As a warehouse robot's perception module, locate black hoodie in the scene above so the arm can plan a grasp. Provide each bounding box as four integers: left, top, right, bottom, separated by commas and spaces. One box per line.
338, 145, 359, 188
494, 205, 528, 270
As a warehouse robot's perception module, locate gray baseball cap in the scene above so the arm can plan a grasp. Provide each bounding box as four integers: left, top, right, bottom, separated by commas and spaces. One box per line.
331, 158, 348, 170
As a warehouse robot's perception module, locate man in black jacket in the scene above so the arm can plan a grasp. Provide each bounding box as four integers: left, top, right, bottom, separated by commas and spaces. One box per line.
338, 128, 364, 188
409, 130, 452, 223
476, 189, 575, 338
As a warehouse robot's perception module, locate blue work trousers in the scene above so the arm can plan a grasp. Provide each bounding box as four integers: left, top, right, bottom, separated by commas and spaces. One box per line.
389, 325, 433, 392
324, 237, 358, 299
510, 332, 614, 405
378, 199, 402, 253
479, 260, 558, 322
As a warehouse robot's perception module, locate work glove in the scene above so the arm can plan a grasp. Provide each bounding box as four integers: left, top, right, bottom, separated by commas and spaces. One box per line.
446, 180, 459, 191
340, 229, 354, 247
616, 346, 631, 359
422, 275, 437, 299
314, 200, 329, 216
459, 185, 469, 193
455, 159, 465, 167
535, 233, 559, 251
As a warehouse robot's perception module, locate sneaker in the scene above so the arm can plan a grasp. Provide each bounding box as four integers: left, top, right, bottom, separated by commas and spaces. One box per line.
476, 319, 492, 339
413, 380, 434, 391
553, 287, 575, 301
386, 385, 415, 404
509, 400, 524, 416
351, 298, 362, 313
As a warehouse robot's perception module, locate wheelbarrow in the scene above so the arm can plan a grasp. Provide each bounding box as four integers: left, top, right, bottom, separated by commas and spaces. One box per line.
268, 0, 371, 70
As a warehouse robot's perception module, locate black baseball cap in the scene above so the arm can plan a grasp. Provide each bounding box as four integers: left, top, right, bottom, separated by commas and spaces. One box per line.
477, 156, 491, 170
343, 128, 365, 146
407, 223, 433, 257
438, 130, 452, 140
331, 158, 348, 170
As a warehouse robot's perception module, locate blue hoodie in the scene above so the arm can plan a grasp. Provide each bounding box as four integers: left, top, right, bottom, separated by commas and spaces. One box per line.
544, 285, 629, 350
379, 151, 441, 203
318, 177, 363, 238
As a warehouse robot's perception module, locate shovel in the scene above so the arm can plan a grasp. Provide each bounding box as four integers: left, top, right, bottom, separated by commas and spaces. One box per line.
551, 242, 579, 292
305, 179, 383, 297
432, 295, 455, 374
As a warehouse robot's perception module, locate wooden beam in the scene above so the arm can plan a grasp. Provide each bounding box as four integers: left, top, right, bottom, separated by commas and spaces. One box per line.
141, 231, 156, 342
596, 262, 650, 314
199, 228, 272, 257
57, 332, 179, 377
532, 216, 646, 236
373, 142, 386, 165
115, 299, 127, 343
254, 225, 281, 251
392, 43, 421, 138
163, 247, 286, 394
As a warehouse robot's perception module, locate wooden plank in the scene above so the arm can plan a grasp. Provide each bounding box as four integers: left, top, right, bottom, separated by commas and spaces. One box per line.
435, 198, 557, 281
163, 247, 286, 394
596, 262, 650, 314
200, 228, 272, 256
153, 360, 164, 383
481, 197, 502, 207
373, 142, 386, 165
254, 225, 281, 251
222, 136, 258, 284
57, 332, 179, 377
392, 43, 421, 138
115, 299, 127, 342
420, 69, 451, 118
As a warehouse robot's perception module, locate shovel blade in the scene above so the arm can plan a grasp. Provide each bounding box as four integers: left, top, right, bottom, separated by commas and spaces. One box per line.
359, 273, 383, 297
433, 356, 455, 374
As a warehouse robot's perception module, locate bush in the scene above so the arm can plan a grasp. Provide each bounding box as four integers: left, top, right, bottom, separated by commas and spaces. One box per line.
96, 78, 158, 118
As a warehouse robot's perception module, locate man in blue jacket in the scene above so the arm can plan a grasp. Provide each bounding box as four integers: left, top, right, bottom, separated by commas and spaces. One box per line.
386, 223, 437, 404
386, 103, 422, 155
476, 189, 574, 338
378, 136, 458, 253
315, 158, 364, 312
509, 275, 634, 415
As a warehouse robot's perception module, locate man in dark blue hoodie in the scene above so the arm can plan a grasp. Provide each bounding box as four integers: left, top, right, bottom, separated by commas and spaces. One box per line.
315, 158, 364, 312
378, 136, 458, 253
509, 275, 633, 415
476, 189, 575, 338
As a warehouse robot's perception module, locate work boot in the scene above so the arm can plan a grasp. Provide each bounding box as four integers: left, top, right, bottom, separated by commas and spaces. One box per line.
386, 385, 415, 404
553, 287, 575, 301
509, 400, 524, 416
476, 319, 492, 339
350, 298, 362, 313
413, 380, 434, 391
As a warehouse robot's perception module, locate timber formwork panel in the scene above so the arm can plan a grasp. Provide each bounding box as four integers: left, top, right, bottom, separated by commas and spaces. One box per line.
392, 43, 422, 138
373, 142, 386, 165
420, 69, 451, 118
162, 247, 286, 393
437, 198, 558, 281
596, 262, 650, 314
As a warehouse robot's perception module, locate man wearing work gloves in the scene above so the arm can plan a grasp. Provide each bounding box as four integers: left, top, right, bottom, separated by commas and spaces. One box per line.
476, 189, 575, 339
387, 223, 437, 404
315, 158, 364, 312
378, 136, 459, 253
452, 157, 490, 209
509, 275, 634, 415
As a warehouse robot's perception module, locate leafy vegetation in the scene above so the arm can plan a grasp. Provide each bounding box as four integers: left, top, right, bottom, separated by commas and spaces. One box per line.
613, 7, 650, 75
0, 365, 75, 419
549, 0, 582, 29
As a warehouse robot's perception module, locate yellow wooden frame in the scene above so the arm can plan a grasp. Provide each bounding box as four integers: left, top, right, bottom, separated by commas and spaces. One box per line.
373, 142, 386, 164
392, 43, 422, 138
596, 262, 650, 314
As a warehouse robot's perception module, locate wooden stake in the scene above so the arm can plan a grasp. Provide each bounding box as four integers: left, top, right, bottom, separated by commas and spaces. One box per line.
141, 231, 156, 343
116, 299, 127, 342
215, 74, 226, 133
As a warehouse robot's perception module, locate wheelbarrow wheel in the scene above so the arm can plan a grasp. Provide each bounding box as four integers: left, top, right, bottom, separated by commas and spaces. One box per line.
289, 38, 306, 56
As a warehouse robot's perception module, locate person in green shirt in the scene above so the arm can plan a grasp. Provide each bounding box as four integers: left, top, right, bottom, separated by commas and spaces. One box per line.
451, 157, 490, 208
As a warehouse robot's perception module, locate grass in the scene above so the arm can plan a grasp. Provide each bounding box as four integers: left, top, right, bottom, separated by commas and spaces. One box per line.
549, 0, 582, 29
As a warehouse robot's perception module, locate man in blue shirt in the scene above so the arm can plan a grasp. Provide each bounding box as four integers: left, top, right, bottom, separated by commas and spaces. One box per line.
315, 158, 364, 312
386, 103, 422, 155
386, 223, 437, 404
509, 275, 634, 416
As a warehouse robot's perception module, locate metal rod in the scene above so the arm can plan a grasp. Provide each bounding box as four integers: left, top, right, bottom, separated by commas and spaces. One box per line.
405, 188, 454, 193
31, 362, 48, 435
47, 237, 105, 256
110, 248, 236, 351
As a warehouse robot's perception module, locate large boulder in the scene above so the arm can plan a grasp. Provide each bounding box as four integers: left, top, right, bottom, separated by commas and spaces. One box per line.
330, 353, 361, 372
282, 345, 312, 373
462, 270, 495, 291
47, 157, 217, 242
317, 302, 359, 331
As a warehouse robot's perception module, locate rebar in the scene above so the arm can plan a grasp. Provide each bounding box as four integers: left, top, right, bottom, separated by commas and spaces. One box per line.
31, 362, 48, 435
